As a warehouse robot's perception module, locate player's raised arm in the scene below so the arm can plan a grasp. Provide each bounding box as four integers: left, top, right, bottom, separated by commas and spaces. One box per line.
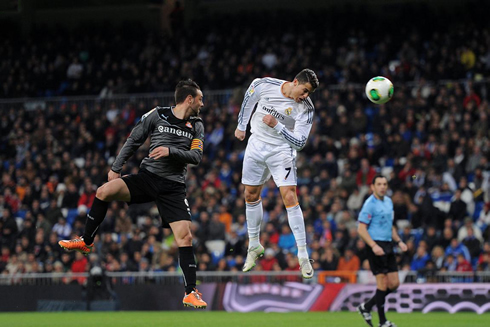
236, 78, 263, 138
111, 108, 157, 174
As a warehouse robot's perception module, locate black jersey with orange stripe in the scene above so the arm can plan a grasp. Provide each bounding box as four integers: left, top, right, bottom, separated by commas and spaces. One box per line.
112, 106, 204, 184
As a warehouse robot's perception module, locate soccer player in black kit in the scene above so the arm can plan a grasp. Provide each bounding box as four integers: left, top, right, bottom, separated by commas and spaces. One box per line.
59, 79, 207, 309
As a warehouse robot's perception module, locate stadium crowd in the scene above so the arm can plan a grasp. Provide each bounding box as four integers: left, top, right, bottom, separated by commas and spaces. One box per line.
1, 9, 490, 284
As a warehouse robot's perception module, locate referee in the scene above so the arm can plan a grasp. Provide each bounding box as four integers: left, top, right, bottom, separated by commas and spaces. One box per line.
357, 175, 407, 327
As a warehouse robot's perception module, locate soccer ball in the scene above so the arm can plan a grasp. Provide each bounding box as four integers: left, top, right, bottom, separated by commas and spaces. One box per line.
365, 76, 394, 104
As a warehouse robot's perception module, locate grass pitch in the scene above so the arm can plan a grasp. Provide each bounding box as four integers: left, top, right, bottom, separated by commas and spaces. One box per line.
1, 311, 489, 327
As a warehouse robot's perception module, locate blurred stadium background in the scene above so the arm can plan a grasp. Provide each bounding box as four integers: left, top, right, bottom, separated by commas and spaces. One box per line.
1, 0, 490, 321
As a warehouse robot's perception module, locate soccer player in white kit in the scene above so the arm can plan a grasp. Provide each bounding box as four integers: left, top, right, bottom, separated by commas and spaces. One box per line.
234, 69, 319, 278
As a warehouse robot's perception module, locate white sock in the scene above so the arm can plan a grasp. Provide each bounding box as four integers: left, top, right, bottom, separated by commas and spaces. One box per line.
246, 198, 263, 249
287, 204, 308, 259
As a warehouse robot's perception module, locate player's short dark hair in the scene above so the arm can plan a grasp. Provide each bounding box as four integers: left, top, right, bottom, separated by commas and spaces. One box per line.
174, 79, 201, 104
295, 69, 319, 91
372, 174, 387, 185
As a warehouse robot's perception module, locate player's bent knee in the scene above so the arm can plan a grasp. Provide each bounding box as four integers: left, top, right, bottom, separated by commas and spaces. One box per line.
244, 187, 261, 203
95, 185, 111, 201
176, 233, 193, 247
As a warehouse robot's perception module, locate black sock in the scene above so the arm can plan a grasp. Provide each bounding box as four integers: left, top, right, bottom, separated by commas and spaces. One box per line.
375, 289, 387, 324
179, 246, 197, 294
82, 197, 109, 244
365, 288, 393, 311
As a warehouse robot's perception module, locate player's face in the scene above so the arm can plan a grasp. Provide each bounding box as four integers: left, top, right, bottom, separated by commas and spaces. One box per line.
371, 177, 388, 198
189, 90, 204, 115
291, 81, 313, 102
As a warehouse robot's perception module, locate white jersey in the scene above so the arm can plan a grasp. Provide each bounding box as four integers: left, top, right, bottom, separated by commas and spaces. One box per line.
237, 77, 315, 150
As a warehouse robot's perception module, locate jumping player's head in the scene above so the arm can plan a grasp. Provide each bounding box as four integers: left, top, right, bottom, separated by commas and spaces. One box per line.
175, 79, 204, 116
290, 69, 319, 102
371, 174, 388, 199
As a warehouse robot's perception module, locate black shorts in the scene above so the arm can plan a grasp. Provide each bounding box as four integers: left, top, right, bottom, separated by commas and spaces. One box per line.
367, 241, 398, 275
122, 169, 191, 228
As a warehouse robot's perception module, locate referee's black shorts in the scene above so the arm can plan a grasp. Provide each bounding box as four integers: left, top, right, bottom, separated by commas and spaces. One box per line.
367, 241, 398, 275
122, 169, 191, 228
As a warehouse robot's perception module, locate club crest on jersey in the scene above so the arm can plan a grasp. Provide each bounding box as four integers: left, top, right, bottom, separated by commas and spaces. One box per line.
186, 122, 192, 128
285, 107, 292, 115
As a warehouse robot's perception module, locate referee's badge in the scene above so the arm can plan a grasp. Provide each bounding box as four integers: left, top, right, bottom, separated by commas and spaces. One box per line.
285, 107, 292, 115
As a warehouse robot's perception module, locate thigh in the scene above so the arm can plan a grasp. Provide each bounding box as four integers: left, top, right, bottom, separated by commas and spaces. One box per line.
267, 148, 297, 187
121, 172, 157, 204
155, 180, 191, 228
98, 178, 131, 202
242, 140, 271, 186
367, 247, 388, 276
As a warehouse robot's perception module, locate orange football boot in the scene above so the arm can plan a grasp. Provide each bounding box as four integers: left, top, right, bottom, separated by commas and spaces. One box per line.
58, 236, 94, 255
183, 289, 207, 309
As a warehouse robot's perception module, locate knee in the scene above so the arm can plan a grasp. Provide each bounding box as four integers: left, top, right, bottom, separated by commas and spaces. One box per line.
244, 188, 260, 203
176, 231, 193, 247
282, 188, 298, 207
96, 185, 110, 201
388, 280, 400, 290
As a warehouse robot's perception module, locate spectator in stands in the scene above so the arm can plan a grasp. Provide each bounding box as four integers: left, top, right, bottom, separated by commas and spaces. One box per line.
337, 248, 360, 272
260, 248, 278, 271
411, 245, 431, 271
445, 238, 471, 262
462, 227, 482, 260
321, 247, 339, 271
448, 189, 467, 226
455, 253, 473, 272
458, 217, 484, 243
431, 246, 445, 270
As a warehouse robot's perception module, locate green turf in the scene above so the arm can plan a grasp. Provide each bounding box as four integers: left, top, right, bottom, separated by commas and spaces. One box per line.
0, 311, 489, 327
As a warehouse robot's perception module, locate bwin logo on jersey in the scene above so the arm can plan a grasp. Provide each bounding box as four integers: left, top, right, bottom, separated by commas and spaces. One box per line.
285, 107, 292, 115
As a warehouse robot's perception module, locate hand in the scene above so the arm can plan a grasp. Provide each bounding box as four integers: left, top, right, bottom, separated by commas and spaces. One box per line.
262, 114, 278, 128
398, 241, 408, 252
149, 146, 169, 160
235, 128, 246, 141
108, 170, 121, 181
372, 244, 385, 256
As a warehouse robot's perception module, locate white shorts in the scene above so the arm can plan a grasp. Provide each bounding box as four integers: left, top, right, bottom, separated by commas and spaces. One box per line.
241, 134, 297, 187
